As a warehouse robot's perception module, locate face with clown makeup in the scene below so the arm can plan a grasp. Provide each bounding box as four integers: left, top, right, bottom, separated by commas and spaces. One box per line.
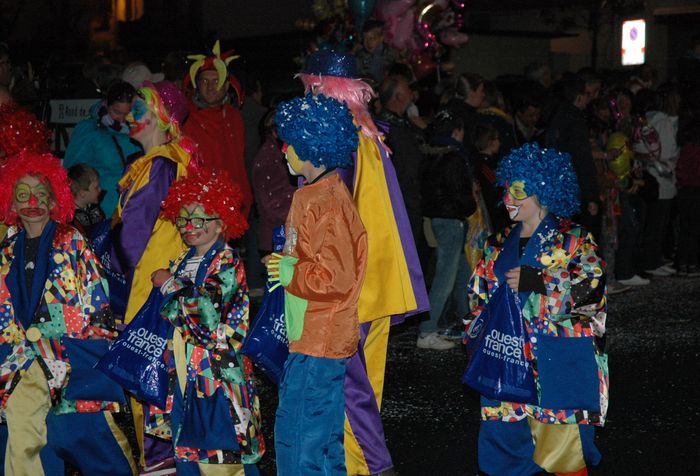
282, 143, 306, 177
11, 174, 54, 234
503, 180, 544, 225
176, 203, 223, 256
128, 97, 156, 140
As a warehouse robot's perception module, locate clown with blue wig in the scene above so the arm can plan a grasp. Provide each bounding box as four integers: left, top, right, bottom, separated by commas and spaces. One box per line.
267, 93, 368, 475
464, 143, 608, 476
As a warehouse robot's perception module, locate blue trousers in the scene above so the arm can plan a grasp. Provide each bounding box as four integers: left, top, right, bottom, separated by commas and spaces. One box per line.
478, 416, 600, 476
275, 353, 347, 476
0, 411, 134, 476
420, 218, 470, 335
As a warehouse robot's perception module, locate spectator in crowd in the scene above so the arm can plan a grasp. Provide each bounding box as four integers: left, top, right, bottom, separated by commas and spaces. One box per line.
68, 163, 105, 238
641, 84, 681, 276
471, 122, 509, 232
444, 72, 485, 145
355, 19, 399, 85
121, 61, 164, 89
477, 81, 516, 159
524, 62, 552, 90
419, 111, 476, 350
161, 50, 190, 89
378, 74, 427, 266
63, 81, 143, 217
546, 77, 601, 239
183, 40, 253, 217
513, 94, 544, 146
252, 110, 295, 256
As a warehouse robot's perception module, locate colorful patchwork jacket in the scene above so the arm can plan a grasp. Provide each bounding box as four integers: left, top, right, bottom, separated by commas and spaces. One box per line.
468, 214, 608, 426
145, 244, 264, 465
0, 223, 119, 417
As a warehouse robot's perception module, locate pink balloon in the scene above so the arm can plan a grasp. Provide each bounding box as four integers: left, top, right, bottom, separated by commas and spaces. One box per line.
439, 28, 468, 47
385, 9, 416, 50
375, 0, 414, 21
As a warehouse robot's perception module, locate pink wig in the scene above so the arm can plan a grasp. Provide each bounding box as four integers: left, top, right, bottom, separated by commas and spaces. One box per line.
297, 73, 383, 142
0, 151, 75, 225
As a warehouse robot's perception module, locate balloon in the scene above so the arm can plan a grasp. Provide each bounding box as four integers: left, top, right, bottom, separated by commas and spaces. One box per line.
439, 28, 468, 47
413, 52, 436, 80
348, 0, 378, 33
606, 132, 633, 180
385, 9, 416, 50
375, 0, 414, 21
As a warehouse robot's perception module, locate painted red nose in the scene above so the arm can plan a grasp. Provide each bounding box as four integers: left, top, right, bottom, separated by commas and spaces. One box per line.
28, 194, 38, 207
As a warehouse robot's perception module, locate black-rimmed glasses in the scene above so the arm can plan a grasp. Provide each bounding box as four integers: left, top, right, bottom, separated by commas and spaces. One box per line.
174, 217, 219, 229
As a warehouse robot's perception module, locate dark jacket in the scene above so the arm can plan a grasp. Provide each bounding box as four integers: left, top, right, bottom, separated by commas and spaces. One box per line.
546, 102, 600, 203
377, 109, 425, 213
421, 145, 476, 219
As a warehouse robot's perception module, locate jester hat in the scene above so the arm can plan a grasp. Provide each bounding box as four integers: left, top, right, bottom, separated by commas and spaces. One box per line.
0, 150, 75, 225
275, 93, 359, 169
183, 40, 244, 107
161, 168, 248, 240
496, 143, 580, 218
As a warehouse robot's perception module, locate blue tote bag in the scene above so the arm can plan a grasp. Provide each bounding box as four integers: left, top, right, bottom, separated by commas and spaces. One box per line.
96, 288, 171, 408
242, 226, 289, 384
463, 285, 538, 404
90, 219, 128, 318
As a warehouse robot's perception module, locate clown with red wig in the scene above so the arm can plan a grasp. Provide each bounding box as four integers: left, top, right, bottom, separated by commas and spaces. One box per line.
146, 169, 264, 474
183, 40, 253, 218
0, 151, 135, 475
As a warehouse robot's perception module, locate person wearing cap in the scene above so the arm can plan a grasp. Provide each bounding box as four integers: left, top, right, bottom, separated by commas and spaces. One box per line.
183, 40, 253, 218
121, 61, 165, 89
297, 49, 428, 476
465, 144, 608, 476
268, 93, 367, 476
64, 80, 143, 217
0, 151, 135, 475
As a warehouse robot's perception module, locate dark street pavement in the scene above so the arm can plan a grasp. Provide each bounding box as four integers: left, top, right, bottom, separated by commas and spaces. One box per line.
256, 274, 700, 475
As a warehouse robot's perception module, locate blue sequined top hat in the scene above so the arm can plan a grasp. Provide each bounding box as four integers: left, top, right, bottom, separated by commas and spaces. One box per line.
302, 50, 360, 79
275, 93, 359, 169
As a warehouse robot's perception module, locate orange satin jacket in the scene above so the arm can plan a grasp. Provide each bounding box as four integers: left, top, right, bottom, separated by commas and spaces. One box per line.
284, 174, 368, 359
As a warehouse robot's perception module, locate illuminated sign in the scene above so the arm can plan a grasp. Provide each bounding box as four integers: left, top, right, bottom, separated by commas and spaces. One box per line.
621, 19, 646, 66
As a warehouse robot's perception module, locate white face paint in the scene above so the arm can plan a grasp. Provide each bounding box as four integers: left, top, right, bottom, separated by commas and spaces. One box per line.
506, 204, 521, 220
287, 162, 299, 176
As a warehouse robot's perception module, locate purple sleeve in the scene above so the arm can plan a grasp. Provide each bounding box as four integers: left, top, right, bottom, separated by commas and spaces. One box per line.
114, 157, 176, 278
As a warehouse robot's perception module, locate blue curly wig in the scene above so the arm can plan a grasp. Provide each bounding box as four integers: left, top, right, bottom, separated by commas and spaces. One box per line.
496, 143, 581, 217
275, 93, 359, 169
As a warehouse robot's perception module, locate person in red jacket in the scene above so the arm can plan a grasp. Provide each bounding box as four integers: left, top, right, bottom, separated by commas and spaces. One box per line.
183, 41, 253, 217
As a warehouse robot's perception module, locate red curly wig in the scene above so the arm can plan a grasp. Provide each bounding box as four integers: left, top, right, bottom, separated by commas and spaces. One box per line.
0, 102, 51, 158
161, 168, 248, 240
0, 151, 75, 225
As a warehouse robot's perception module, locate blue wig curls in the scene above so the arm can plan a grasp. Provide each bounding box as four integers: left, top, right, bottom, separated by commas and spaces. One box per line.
496, 143, 581, 217
275, 93, 359, 169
